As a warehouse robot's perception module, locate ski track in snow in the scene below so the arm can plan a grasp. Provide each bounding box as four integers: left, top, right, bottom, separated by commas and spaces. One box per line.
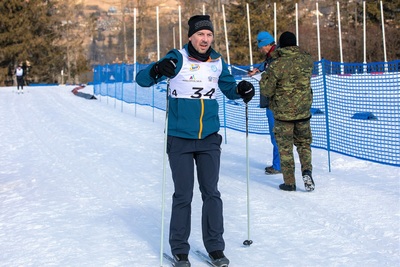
0, 86, 399, 267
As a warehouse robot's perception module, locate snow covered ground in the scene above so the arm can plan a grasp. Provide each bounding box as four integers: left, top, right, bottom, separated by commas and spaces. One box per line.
1, 85, 399, 267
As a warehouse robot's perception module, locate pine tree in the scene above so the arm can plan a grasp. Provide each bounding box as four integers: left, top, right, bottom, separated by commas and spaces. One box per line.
226, 0, 295, 66
0, 0, 66, 84
1, 0, 398, 83
56, 0, 92, 83
0, 0, 91, 85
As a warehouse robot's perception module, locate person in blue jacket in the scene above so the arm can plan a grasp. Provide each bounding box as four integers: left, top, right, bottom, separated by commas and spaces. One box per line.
136, 15, 254, 267
248, 31, 281, 175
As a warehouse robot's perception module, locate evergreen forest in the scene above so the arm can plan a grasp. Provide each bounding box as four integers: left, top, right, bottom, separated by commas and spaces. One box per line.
0, 0, 399, 85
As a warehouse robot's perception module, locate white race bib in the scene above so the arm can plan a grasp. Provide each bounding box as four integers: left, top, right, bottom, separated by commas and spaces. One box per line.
169, 49, 222, 100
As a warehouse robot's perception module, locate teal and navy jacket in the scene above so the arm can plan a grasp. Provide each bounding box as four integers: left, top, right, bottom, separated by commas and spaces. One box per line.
136, 44, 241, 139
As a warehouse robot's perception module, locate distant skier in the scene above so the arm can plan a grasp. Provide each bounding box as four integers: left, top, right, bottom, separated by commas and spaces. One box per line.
15, 64, 24, 93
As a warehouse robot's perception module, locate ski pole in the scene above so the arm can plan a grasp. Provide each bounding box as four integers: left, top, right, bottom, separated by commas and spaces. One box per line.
231, 63, 264, 74
160, 79, 170, 266
230, 65, 263, 82
243, 102, 253, 246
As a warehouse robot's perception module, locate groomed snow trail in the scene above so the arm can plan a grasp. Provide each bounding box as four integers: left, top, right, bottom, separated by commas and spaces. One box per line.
0, 86, 398, 266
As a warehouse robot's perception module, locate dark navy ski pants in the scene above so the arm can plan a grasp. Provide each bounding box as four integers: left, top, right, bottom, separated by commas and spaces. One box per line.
16, 76, 24, 89
167, 133, 225, 255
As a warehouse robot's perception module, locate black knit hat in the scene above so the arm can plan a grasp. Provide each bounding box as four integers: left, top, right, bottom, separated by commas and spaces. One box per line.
278, 31, 297, 48
188, 15, 214, 37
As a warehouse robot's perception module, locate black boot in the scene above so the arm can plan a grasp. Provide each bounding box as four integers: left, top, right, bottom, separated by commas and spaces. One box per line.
173, 254, 190, 267
209, 250, 230, 267
279, 183, 296, 191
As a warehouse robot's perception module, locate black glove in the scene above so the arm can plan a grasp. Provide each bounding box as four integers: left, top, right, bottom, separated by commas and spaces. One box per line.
237, 80, 255, 103
150, 58, 178, 78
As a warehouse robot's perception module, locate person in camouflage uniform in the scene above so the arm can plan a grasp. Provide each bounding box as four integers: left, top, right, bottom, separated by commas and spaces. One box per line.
259, 31, 315, 192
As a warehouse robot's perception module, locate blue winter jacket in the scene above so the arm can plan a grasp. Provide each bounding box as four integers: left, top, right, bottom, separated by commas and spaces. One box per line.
136, 44, 241, 139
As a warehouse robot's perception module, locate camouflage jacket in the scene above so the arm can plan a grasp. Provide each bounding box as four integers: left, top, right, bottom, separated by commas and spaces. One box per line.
259, 46, 313, 122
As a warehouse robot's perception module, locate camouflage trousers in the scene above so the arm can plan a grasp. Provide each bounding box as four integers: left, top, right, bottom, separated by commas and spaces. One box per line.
273, 119, 313, 185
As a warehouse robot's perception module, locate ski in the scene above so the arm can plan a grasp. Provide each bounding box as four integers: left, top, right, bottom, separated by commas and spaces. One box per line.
193, 250, 230, 267
164, 250, 228, 267
193, 250, 215, 266
163, 253, 175, 266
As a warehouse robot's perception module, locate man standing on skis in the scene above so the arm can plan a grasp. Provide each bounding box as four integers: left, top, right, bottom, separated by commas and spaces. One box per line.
136, 15, 254, 267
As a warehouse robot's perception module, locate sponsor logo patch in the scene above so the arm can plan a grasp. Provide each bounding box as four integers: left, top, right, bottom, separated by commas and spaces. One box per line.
183, 75, 202, 82
208, 76, 218, 83
190, 64, 200, 71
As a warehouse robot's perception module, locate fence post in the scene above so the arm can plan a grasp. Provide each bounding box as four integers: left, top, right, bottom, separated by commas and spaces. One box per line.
121, 63, 125, 112
321, 59, 331, 172
152, 85, 155, 122
114, 64, 117, 109
134, 62, 138, 117
106, 64, 109, 105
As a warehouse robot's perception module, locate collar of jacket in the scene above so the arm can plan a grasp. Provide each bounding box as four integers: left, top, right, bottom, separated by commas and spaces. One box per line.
277, 46, 301, 56
266, 44, 277, 59
184, 43, 221, 62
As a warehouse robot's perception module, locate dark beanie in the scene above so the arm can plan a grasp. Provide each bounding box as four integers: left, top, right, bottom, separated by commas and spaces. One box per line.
278, 31, 297, 48
188, 15, 214, 37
